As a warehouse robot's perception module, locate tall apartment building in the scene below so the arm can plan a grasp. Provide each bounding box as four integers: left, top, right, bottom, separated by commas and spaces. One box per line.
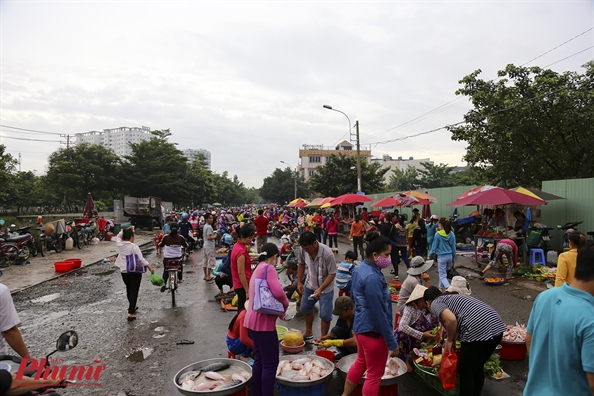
74, 126, 152, 157
371, 154, 434, 182
299, 141, 372, 180
183, 149, 212, 170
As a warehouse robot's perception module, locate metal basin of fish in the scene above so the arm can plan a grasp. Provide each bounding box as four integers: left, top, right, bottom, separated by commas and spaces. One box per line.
337, 354, 406, 386
173, 358, 251, 396
275, 354, 334, 388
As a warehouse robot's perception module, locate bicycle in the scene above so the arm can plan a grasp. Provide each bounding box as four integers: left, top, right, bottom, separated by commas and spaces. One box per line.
163, 258, 182, 306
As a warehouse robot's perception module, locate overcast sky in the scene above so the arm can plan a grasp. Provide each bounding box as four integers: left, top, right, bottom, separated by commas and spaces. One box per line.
1, 1, 592, 188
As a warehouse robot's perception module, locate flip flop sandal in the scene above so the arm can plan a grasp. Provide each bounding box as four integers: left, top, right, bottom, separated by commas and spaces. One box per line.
176, 339, 195, 345
303, 335, 314, 342
390, 270, 395, 274
127, 315, 136, 322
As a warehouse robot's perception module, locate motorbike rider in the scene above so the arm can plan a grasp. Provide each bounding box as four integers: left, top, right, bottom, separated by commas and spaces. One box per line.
0, 282, 64, 394
158, 223, 188, 290
178, 213, 195, 251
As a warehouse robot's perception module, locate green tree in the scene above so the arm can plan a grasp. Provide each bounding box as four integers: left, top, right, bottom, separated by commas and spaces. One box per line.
260, 167, 308, 204
0, 146, 16, 206
184, 158, 216, 207
123, 129, 189, 202
387, 166, 419, 191
45, 143, 123, 206
417, 162, 457, 188
308, 155, 388, 197
448, 62, 594, 186
11, 171, 43, 212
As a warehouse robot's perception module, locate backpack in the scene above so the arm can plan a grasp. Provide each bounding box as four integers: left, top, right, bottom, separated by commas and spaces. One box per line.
220, 248, 233, 277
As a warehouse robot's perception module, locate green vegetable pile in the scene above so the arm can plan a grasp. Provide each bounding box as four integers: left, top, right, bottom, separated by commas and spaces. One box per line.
483, 353, 503, 378
388, 284, 398, 293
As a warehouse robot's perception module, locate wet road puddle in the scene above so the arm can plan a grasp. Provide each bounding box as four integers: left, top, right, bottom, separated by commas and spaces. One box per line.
31, 293, 61, 303
126, 347, 154, 362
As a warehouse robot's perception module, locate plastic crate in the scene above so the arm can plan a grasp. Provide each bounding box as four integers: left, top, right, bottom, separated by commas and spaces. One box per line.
353, 383, 398, 396
414, 364, 459, 396
276, 382, 326, 396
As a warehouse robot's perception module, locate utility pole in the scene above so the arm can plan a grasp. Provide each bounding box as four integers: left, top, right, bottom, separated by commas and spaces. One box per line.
293, 172, 297, 200
355, 121, 362, 193
18, 153, 21, 172
60, 134, 72, 148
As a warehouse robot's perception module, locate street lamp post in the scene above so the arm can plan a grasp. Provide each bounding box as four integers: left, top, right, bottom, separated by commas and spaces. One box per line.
280, 161, 297, 200
323, 105, 362, 193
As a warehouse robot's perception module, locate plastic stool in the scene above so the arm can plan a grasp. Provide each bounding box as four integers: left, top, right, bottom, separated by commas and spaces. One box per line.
530, 249, 546, 266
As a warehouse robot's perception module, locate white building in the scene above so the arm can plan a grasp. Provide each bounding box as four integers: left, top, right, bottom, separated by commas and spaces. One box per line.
183, 149, 212, 170
74, 126, 152, 157
371, 155, 434, 182
298, 141, 372, 180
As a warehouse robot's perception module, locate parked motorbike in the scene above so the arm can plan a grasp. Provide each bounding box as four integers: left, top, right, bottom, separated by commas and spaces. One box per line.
272, 224, 287, 239
193, 226, 204, 249
0, 225, 37, 260
0, 330, 78, 395
36, 226, 63, 256
557, 221, 583, 248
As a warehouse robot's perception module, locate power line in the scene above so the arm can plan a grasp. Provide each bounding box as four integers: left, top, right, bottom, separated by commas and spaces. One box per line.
358, 27, 594, 145
369, 83, 572, 146
521, 27, 593, 67
0, 135, 61, 143
543, 46, 594, 68
0, 124, 64, 136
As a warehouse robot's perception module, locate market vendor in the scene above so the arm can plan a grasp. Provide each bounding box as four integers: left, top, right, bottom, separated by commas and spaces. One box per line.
481, 238, 518, 280
488, 208, 506, 229
394, 285, 440, 362
396, 256, 433, 313
513, 211, 530, 237
313, 296, 357, 356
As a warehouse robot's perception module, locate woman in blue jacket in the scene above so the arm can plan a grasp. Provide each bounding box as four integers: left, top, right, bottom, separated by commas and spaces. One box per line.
342, 232, 398, 396
428, 217, 457, 290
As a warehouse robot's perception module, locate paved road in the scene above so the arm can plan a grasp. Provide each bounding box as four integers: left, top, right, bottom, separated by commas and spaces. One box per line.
8, 236, 543, 395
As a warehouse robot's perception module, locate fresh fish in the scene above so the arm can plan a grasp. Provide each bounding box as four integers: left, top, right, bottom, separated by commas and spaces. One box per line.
281, 371, 298, 379
215, 380, 242, 390
388, 358, 399, 375
237, 370, 251, 380
194, 381, 220, 391
294, 375, 310, 381
181, 379, 194, 390
312, 366, 321, 375
291, 358, 309, 365
292, 363, 303, 370
205, 371, 227, 381
201, 362, 231, 373
310, 372, 320, 380
298, 368, 308, 377
178, 370, 201, 384
304, 361, 313, 372
312, 360, 325, 368
232, 373, 246, 382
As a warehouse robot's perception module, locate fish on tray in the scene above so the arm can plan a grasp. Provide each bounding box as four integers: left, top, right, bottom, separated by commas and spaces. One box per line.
362, 358, 402, 379
276, 358, 331, 381
177, 362, 231, 384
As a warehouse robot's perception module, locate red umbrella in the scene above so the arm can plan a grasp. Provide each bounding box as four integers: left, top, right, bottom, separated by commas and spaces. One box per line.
83, 193, 98, 218
293, 201, 308, 208
447, 187, 546, 207
331, 194, 374, 206
370, 197, 401, 207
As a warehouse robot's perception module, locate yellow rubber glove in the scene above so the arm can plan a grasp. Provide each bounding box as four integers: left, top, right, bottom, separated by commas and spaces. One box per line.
320, 339, 344, 348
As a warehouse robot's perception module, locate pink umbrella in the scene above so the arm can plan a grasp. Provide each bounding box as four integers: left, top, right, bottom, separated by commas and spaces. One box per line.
392, 193, 432, 206
370, 197, 401, 208
447, 187, 546, 206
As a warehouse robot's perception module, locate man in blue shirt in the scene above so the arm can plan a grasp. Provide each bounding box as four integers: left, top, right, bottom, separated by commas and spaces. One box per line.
524, 240, 594, 396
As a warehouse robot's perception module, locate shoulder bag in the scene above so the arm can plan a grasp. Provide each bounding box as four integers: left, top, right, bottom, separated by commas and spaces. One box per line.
126, 253, 146, 273
252, 264, 285, 315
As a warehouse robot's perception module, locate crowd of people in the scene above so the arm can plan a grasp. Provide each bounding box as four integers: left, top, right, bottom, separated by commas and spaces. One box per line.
1, 202, 592, 396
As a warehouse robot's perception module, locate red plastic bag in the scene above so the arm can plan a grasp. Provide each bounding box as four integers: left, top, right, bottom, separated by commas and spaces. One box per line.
438, 352, 458, 390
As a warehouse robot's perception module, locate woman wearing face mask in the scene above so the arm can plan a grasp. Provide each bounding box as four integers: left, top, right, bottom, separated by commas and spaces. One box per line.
341, 232, 399, 396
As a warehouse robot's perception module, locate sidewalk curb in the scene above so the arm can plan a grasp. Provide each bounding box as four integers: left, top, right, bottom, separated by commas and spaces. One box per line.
10, 241, 154, 296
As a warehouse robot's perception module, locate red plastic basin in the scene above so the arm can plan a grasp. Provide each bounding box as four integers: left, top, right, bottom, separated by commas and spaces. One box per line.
316, 349, 335, 363
54, 261, 73, 273
499, 340, 527, 360
65, 258, 82, 269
